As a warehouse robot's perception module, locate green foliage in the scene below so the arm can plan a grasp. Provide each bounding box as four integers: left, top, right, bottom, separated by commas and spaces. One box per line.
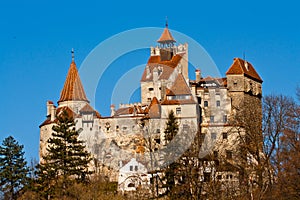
164, 110, 179, 142
36, 111, 93, 199
162, 110, 180, 198
0, 136, 29, 199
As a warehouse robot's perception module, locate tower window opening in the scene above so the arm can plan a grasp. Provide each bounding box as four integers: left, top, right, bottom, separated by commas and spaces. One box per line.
176, 107, 181, 115
204, 101, 208, 107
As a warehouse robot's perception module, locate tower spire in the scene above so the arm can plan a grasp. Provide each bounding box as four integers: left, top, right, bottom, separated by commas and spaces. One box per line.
58, 51, 89, 104
165, 16, 168, 28
157, 18, 176, 46
71, 48, 75, 62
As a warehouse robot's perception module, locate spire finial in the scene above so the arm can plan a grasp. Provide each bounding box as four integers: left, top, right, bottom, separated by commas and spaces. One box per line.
165, 16, 168, 28
71, 48, 75, 62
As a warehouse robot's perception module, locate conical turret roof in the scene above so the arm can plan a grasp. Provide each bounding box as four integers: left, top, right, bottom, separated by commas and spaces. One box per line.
58, 59, 89, 103
157, 23, 176, 44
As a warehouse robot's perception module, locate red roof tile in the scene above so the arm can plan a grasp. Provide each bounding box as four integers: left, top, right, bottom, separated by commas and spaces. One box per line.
157, 26, 176, 43
141, 54, 183, 82
148, 97, 161, 118
39, 106, 79, 127
56, 106, 78, 118
80, 104, 95, 113
226, 58, 263, 83
58, 61, 89, 103
166, 73, 191, 96
114, 105, 146, 116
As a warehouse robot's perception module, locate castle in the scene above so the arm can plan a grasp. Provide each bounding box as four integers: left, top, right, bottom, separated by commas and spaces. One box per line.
39, 23, 262, 192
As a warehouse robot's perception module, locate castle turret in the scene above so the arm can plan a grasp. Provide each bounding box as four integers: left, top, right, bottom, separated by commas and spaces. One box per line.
57, 49, 89, 113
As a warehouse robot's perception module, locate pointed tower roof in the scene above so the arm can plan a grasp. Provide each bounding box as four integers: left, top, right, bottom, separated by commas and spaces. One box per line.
58, 50, 89, 103
161, 74, 196, 105
167, 73, 192, 96
148, 97, 161, 118
226, 58, 263, 83
157, 21, 176, 44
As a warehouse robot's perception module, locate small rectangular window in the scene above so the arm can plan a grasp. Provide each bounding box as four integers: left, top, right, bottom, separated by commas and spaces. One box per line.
148, 88, 154, 91
200, 133, 205, 142
197, 97, 201, 104
211, 133, 217, 140
134, 166, 138, 171
176, 107, 181, 115
216, 100, 220, 107
204, 172, 211, 182
213, 151, 218, 158
223, 132, 228, 140
154, 138, 161, 144
226, 150, 232, 159
223, 115, 228, 123
210, 116, 214, 123
204, 101, 208, 107
130, 166, 133, 171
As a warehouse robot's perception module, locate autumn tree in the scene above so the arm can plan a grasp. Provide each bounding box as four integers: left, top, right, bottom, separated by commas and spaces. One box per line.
263, 94, 300, 199
36, 111, 93, 199
0, 136, 29, 200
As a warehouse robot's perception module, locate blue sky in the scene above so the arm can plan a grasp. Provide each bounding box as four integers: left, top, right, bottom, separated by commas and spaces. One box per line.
0, 0, 299, 162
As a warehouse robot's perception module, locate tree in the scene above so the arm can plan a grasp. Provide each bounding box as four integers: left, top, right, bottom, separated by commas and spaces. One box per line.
263, 94, 300, 199
164, 110, 179, 142
0, 136, 29, 200
162, 110, 179, 198
36, 111, 93, 199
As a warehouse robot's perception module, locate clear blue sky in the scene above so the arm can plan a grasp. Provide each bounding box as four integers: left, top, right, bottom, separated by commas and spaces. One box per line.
1, 0, 299, 162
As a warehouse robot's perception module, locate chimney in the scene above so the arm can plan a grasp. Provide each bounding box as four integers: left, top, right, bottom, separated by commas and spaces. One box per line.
146, 66, 151, 79
153, 67, 158, 82
46, 101, 54, 116
50, 106, 56, 121
110, 104, 115, 116
195, 69, 201, 82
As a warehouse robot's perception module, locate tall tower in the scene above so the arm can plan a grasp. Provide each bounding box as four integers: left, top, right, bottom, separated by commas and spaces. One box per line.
226, 58, 263, 148
140, 22, 189, 104
39, 50, 92, 161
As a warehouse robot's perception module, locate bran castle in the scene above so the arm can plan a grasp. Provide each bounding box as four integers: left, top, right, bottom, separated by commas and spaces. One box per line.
39, 24, 263, 192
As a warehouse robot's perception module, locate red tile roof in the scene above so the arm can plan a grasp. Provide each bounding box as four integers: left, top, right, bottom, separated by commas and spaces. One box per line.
148, 97, 161, 118
80, 104, 95, 113
56, 106, 78, 118
141, 54, 183, 82
39, 106, 78, 127
157, 27, 176, 43
114, 105, 146, 116
226, 58, 263, 83
58, 61, 89, 103
161, 74, 196, 105
166, 73, 192, 96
